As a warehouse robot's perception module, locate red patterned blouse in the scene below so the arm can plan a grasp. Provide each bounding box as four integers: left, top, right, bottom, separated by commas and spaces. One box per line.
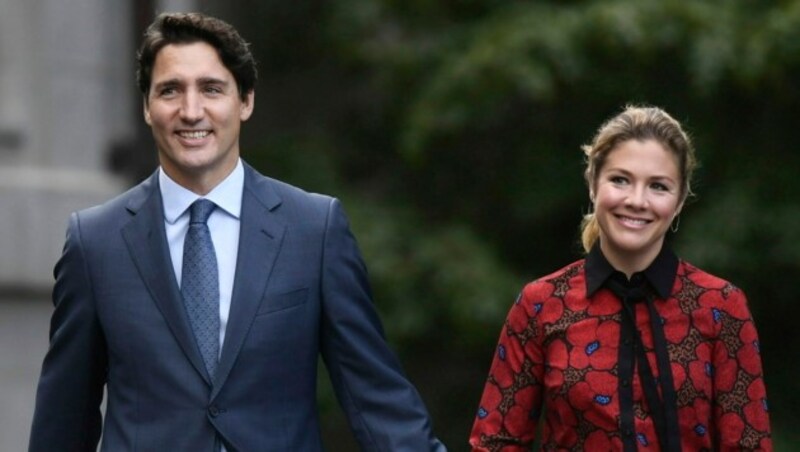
469, 246, 772, 451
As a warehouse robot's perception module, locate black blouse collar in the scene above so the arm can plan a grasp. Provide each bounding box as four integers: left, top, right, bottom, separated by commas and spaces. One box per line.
585, 242, 678, 299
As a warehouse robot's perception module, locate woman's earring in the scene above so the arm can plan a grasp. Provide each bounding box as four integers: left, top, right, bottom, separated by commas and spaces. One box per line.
670, 215, 680, 233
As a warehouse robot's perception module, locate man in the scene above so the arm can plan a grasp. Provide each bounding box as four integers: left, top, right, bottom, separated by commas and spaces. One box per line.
29, 12, 445, 452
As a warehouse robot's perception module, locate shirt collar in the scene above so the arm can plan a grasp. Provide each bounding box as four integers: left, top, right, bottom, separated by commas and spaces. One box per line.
585, 241, 678, 299
159, 159, 244, 224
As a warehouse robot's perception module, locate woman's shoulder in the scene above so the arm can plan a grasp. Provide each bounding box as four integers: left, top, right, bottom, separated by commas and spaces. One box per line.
677, 259, 741, 293
521, 259, 586, 298
675, 259, 749, 311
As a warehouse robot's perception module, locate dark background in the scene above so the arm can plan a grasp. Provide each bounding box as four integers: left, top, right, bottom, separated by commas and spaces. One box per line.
129, 1, 800, 449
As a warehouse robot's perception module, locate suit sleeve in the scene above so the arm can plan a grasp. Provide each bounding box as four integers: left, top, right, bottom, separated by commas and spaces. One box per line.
318, 198, 446, 452
29, 213, 107, 452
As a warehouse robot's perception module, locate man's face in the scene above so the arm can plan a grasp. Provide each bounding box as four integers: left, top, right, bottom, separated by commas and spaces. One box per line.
144, 41, 254, 194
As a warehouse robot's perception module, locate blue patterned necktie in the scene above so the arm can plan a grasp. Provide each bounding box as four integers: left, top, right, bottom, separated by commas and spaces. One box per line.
181, 199, 220, 382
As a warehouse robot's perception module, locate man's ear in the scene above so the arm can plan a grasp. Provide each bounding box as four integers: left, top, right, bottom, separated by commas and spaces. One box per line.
143, 98, 152, 126
240, 90, 255, 121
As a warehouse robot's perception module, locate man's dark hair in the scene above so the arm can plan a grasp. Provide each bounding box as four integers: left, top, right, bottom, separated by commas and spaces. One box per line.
136, 12, 257, 101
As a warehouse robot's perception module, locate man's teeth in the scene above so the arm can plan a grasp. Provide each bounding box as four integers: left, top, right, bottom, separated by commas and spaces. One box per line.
179, 131, 210, 139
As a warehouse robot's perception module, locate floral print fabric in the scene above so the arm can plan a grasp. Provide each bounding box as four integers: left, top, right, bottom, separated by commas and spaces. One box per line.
470, 259, 771, 451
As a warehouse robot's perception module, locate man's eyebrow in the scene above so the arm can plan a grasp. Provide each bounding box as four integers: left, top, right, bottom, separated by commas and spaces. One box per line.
198, 77, 229, 86
152, 79, 182, 90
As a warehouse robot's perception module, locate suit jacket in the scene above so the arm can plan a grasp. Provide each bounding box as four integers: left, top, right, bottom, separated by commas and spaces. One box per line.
30, 163, 445, 452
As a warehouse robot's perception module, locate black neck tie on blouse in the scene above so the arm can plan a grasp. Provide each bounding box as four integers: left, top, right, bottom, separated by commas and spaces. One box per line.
606, 276, 681, 452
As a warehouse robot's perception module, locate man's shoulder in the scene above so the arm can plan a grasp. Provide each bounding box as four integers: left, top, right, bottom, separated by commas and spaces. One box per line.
243, 163, 335, 212
74, 172, 157, 227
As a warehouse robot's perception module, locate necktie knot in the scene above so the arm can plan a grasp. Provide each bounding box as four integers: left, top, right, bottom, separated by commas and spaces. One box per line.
190, 199, 216, 224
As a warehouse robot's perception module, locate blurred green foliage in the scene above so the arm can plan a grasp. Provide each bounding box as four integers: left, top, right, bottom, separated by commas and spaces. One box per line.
208, 0, 800, 448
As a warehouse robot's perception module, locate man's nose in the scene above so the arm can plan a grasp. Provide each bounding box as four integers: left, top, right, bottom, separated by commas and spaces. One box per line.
179, 91, 204, 122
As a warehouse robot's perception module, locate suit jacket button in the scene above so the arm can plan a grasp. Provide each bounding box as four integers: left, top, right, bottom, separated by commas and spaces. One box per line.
208, 405, 220, 417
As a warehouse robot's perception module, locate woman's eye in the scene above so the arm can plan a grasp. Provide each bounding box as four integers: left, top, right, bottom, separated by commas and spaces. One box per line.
610, 176, 628, 184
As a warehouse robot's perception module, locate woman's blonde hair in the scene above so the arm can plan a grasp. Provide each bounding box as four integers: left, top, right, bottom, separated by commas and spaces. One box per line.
580, 105, 697, 252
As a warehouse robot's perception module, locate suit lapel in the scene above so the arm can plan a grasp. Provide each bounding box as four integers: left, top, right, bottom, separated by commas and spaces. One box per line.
121, 173, 212, 385
213, 166, 286, 398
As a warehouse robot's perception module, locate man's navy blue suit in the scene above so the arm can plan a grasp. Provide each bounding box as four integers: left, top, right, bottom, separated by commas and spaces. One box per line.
29, 163, 444, 451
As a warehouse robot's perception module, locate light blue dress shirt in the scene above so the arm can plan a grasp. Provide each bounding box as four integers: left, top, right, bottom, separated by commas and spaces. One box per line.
159, 159, 243, 354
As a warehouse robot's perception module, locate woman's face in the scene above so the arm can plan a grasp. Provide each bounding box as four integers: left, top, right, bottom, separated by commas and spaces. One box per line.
592, 139, 683, 273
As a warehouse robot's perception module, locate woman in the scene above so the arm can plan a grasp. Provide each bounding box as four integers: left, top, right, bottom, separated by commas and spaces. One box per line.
469, 106, 771, 451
